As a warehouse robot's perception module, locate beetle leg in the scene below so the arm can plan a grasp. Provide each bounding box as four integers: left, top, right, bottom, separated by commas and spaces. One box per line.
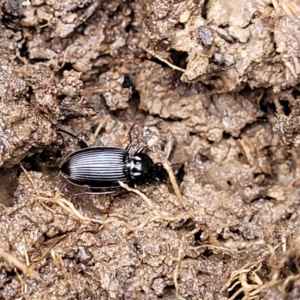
125, 143, 132, 152
58, 127, 88, 148
136, 146, 145, 153
77, 140, 89, 149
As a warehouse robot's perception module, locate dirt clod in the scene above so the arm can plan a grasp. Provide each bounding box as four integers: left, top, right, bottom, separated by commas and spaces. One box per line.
1, 0, 300, 299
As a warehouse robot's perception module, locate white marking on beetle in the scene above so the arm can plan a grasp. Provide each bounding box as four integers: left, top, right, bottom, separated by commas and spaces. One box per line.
132, 172, 142, 177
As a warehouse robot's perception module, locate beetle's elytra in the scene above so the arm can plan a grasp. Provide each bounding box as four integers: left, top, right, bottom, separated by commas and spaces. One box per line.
60, 134, 168, 194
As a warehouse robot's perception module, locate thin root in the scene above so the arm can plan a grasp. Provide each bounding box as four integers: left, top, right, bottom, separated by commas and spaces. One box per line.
174, 236, 185, 297
221, 260, 264, 299
89, 115, 110, 146
51, 249, 66, 270
163, 161, 187, 209
35, 193, 104, 226
15, 268, 27, 294
118, 181, 154, 210
189, 244, 233, 255
0, 249, 34, 277
142, 47, 186, 73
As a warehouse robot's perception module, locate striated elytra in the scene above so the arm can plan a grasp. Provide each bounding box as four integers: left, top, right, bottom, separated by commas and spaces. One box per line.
60, 142, 168, 194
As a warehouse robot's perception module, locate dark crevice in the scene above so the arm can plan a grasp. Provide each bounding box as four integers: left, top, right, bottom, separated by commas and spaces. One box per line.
121, 74, 134, 88
148, 114, 188, 122
21, 149, 60, 172
175, 164, 185, 185
194, 229, 203, 242
201, 0, 209, 20
21, 154, 43, 172
259, 94, 291, 116
250, 196, 276, 203
259, 98, 275, 114
28, 58, 49, 63
238, 152, 247, 164
19, 40, 29, 59
223, 132, 231, 139
162, 284, 176, 297
169, 50, 188, 70
125, 8, 137, 33
40, 231, 67, 245
229, 228, 240, 235
292, 88, 300, 99
199, 154, 209, 162
218, 24, 229, 29
25, 85, 33, 103
216, 234, 226, 242
202, 249, 213, 258
58, 62, 73, 73
227, 280, 243, 299
279, 99, 291, 116
150, 49, 188, 71
174, 22, 185, 30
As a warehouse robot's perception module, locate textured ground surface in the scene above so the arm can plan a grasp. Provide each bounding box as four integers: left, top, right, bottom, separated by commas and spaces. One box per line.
1, 0, 300, 299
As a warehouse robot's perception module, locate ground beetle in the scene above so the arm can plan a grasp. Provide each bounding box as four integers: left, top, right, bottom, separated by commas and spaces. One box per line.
59, 128, 168, 194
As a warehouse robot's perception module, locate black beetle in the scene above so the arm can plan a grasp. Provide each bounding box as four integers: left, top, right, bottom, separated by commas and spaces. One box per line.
59, 129, 168, 194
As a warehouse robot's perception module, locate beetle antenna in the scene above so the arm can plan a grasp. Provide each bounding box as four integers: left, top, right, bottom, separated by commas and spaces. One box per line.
58, 127, 88, 148
170, 161, 187, 167
127, 123, 136, 145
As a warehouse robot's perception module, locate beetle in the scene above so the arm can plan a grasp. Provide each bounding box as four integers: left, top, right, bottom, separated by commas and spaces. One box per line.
59, 128, 168, 194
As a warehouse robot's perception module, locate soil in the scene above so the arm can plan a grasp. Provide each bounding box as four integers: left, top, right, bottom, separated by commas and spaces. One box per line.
0, 0, 300, 299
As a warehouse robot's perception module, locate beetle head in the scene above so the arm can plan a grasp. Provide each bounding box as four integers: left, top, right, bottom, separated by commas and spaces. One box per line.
153, 162, 168, 182
128, 153, 167, 186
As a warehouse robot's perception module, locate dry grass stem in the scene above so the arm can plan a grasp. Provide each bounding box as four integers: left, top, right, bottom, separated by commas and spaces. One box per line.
118, 181, 154, 210
221, 260, 265, 300
35, 193, 104, 226
163, 161, 186, 209
0, 249, 34, 277
174, 237, 185, 297
89, 115, 110, 145
142, 47, 186, 72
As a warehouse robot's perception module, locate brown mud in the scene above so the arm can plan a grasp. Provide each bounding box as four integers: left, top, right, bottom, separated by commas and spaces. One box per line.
0, 0, 300, 299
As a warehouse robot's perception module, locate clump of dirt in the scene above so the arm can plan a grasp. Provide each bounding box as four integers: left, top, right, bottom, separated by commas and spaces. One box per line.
0, 0, 300, 299
141, 0, 300, 93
